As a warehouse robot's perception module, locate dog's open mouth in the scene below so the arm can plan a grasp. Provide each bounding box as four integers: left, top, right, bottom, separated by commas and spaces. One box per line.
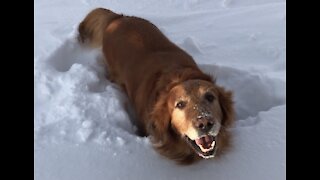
186, 135, 217, 159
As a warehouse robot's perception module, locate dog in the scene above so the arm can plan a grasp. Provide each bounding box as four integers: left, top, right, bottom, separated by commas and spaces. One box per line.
78, 8, 235, 164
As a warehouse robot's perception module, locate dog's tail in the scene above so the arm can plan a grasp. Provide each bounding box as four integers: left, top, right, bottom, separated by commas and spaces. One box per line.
78, 8, 122, 47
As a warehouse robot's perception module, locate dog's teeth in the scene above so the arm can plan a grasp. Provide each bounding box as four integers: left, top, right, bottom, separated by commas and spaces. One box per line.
211, 141, 215, 148
198, 141, 215, 153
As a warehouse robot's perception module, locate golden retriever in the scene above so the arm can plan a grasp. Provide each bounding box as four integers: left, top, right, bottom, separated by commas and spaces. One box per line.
78, 8, 235, 164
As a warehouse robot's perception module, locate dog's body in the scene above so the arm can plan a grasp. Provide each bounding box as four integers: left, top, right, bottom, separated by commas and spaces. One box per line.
78, 8, 234, 164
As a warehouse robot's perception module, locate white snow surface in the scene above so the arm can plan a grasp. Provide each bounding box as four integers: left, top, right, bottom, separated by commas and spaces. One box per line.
34, 0, 286, 180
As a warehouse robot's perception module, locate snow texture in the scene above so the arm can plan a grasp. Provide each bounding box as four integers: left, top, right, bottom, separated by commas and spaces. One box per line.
35, 0, 286, 180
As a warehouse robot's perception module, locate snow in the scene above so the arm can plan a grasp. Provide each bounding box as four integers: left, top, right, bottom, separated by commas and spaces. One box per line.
34, 0, 286, 180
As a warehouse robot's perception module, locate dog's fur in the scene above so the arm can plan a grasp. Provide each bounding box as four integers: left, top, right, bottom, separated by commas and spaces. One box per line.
78, 8, 235, 164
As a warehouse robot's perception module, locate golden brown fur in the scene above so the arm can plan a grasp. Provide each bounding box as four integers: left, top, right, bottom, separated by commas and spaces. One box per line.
78, 8, 235, 165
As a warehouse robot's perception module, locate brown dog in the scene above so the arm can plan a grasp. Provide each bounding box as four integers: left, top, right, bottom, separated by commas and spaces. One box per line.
78, 8, 234, 164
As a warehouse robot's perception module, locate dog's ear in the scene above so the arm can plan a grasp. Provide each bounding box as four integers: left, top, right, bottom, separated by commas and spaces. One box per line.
148, 93, 171, 143
216, 86, 235, 127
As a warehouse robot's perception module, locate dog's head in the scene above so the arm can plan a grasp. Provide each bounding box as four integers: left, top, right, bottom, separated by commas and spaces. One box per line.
168, 79, 234, 159
149, 79, 234, 163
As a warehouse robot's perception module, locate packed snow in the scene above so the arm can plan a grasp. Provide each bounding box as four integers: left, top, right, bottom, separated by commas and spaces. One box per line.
34, 0, 286, 180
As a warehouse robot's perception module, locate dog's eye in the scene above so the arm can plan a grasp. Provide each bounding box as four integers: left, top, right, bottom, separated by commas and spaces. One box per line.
176, 101, 186, 109
205, 93, 215, 103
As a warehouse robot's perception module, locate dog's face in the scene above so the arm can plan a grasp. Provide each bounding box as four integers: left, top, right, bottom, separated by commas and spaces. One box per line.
167, 79, 228, 159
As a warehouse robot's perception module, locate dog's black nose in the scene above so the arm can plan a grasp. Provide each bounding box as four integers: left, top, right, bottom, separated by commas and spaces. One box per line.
194, 116, 214, 131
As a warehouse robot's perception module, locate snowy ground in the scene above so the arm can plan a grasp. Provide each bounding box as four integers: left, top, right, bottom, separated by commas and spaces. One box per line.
34, 0, 286, 180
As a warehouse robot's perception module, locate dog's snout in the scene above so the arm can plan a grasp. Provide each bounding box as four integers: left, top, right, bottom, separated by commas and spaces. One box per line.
194, 116, 214, 131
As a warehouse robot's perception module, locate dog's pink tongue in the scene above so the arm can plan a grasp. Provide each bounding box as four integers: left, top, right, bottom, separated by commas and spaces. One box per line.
195, 135, 214, 149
